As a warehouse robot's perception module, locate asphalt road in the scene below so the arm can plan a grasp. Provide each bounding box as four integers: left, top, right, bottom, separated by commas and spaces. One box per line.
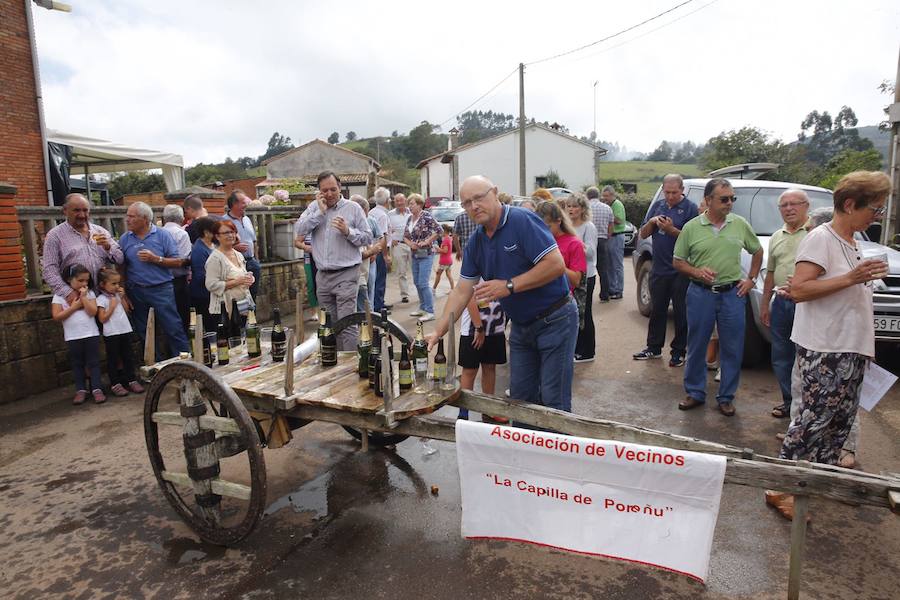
1, 260, 899, 599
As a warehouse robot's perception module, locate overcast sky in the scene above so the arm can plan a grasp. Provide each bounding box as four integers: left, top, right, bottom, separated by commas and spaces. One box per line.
33, 0, 899, 166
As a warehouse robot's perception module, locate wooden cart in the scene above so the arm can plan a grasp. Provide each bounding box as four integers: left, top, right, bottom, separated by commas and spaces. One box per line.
142, 310, 900, 599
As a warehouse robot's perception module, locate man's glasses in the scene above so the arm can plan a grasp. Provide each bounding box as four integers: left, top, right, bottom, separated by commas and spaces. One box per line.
461, 188, 495, 209
867, 205, 887, 217
717, 195, 737, 204
779, 201, 808, 209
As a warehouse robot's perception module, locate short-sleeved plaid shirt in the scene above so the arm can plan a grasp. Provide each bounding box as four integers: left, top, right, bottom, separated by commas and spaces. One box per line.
589, 200, 613, 239
453, 211, 478, 252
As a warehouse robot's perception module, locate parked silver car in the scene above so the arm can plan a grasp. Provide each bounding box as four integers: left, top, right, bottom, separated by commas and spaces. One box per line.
632, 177, 900, 366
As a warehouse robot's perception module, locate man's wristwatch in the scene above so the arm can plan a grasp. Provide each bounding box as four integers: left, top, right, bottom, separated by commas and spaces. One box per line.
157, 255, 163, 264
505, 279, 515, 294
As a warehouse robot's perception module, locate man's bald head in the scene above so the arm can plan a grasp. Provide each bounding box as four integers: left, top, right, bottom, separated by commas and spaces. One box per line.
63, 193, 91, 228
460, 175, 501, 228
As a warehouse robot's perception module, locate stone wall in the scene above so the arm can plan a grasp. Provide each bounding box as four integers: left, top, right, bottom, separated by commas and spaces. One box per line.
0, 259, 306, 404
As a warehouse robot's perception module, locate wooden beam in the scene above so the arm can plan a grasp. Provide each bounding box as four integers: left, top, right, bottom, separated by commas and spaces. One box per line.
283, 329, 295, 396
285, 401, 900, 510
151, 411, 241, 435
192, 315, 204, 364
180, 378, 220, 524
787, 492, 810, 600
144, 307, 155, 366
160, 471, 252, 500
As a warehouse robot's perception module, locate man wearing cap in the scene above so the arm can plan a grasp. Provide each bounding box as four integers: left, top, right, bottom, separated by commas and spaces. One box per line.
673, 178, 762, 416
426, 175, 578, 413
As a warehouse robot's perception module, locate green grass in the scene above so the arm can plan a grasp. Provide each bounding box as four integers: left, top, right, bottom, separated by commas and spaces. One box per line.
598, 161, 704, 200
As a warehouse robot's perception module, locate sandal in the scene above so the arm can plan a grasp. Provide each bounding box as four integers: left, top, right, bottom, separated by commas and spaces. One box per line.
771, 404, 790, 418
838, 450, 857, 469
481, 414, 510, 425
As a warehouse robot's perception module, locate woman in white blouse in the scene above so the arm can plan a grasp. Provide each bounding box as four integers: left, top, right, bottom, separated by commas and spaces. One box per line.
205, 220, 255, 321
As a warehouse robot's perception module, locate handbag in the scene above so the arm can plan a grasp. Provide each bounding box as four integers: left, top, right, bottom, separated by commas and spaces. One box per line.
236, 294, 255, 316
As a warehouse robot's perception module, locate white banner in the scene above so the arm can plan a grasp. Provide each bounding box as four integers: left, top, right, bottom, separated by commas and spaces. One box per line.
456, 421, 727, 582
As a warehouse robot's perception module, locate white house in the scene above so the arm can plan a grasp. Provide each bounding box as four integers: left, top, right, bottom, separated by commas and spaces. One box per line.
416, 124, 605, 199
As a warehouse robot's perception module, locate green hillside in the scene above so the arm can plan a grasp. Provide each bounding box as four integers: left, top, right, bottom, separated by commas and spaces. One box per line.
598, 161, 705, 200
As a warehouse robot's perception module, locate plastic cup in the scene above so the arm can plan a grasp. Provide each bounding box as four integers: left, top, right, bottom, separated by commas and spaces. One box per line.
871, 252, 889, 278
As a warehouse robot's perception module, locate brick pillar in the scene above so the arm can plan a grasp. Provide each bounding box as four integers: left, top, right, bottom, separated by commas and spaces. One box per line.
0, 183, 27, 300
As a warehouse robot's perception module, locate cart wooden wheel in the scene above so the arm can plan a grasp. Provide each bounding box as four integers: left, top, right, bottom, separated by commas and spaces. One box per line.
143, 361, 267, 545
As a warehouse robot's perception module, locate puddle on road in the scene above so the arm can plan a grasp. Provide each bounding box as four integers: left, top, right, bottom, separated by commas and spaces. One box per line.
43, 470, 99, 491
159, 537, 227, 565
265, 471, 330, 520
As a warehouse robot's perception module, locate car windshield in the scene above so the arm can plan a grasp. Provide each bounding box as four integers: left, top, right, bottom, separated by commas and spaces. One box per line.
430, 207, 463, 222
746, 188, 833, 235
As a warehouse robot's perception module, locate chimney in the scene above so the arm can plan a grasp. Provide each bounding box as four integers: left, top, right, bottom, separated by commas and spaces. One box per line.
448, 127, 459, 151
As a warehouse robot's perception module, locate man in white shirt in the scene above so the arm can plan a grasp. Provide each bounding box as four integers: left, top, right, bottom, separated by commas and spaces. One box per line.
387, 193, 412, 303
162, 204, 193, 333
369, 187, 392, 310
225, 190, 261, 300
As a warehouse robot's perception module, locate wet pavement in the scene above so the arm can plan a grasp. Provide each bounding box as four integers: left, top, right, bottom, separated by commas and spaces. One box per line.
1, 263, 899, 599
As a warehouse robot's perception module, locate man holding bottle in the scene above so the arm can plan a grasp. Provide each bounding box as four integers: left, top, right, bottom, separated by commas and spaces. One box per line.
426, 175, 578, 413
295, 171, 372, 350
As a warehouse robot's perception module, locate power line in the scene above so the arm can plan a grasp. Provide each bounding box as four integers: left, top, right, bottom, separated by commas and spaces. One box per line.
525, 0, 696, 67
438, 66, 520, 128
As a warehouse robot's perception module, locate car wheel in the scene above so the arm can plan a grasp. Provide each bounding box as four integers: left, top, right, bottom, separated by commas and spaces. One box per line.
636, 260, 652, 317
742, 301, 767, 367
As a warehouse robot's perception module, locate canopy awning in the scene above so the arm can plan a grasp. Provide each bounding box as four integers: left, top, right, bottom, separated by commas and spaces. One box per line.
46, 129, 185, 191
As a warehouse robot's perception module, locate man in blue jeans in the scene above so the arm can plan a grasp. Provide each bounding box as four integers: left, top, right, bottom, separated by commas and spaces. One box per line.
673, 179, 763, 416
120, 201, 190, 360
759, 189, 809, 418
427, 175, 577, 413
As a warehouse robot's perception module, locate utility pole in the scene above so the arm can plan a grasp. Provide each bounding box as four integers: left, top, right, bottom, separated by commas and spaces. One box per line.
593, 80, 599, 139
518, 63, 526, 196
885, 46, 900, 246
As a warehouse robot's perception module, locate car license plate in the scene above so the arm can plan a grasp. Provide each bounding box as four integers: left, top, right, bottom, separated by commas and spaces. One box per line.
874, 316, 900, 333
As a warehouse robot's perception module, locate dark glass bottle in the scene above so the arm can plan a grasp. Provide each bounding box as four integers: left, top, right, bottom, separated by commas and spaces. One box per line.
320, 312, 337, 367
216, 302, 229, 366
246, 310, 261, 358
412, 320, 428, 382
229, 299, 243, 358
271, 308, 286, 362
398, 344, 413, 391
188, 308, 197, 357
432, 339, 447, 382
368, 329, 381, 389
357, 322, 371, 378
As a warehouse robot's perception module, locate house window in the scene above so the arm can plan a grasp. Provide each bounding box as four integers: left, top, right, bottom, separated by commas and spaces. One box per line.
534, 176, 548, 189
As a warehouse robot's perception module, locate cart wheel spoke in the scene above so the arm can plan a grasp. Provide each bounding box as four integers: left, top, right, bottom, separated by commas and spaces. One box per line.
144, 361, 267, 545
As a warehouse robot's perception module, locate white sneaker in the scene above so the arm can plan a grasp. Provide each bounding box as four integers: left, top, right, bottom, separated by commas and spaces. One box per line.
714, 368, 721, 382
410, 310, 424, 317
420, 312, 435, 322
505, 389, 510, 397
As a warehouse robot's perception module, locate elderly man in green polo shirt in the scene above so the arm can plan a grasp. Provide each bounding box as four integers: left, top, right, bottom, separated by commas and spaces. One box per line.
759, 189, 809, 419
673, 178, 763, 416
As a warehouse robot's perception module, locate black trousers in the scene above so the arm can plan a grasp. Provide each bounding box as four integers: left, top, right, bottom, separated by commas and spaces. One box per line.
646, 272, 689, 356
105, 333, 136, 386
574, 275, 596, 359
596, 238, 610, 301
67, 336, 102, 392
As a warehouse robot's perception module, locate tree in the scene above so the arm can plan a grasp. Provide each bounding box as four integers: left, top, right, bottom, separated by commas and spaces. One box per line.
673, 141, 698, 163
398, 121, 447, 164
257, 131, 294, 164
327, 132, 339, 144
107, 171, 166, 200
818, 148, 883, 190
797, 106, 874, 165
345, 131, 357, 142
456, 110, 515, 144
698, 127, 786, 172
647, 141, 673, 161
538, 169, 567, 188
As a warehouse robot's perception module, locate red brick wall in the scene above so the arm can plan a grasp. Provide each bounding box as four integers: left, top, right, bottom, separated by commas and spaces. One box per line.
0, 185, 27, 300
0, 1, 49, 206
220, 177, 266, 200
120, 191, 167, 206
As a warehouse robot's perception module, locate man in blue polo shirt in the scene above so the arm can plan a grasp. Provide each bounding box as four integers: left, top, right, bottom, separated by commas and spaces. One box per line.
633, 174, 698, 366
427, 175, 578, 412
120, 201, 190, 360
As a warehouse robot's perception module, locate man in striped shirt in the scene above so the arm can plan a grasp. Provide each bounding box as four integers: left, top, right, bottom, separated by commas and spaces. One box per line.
42, 193, 123, 304
587, 187, 613, 302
